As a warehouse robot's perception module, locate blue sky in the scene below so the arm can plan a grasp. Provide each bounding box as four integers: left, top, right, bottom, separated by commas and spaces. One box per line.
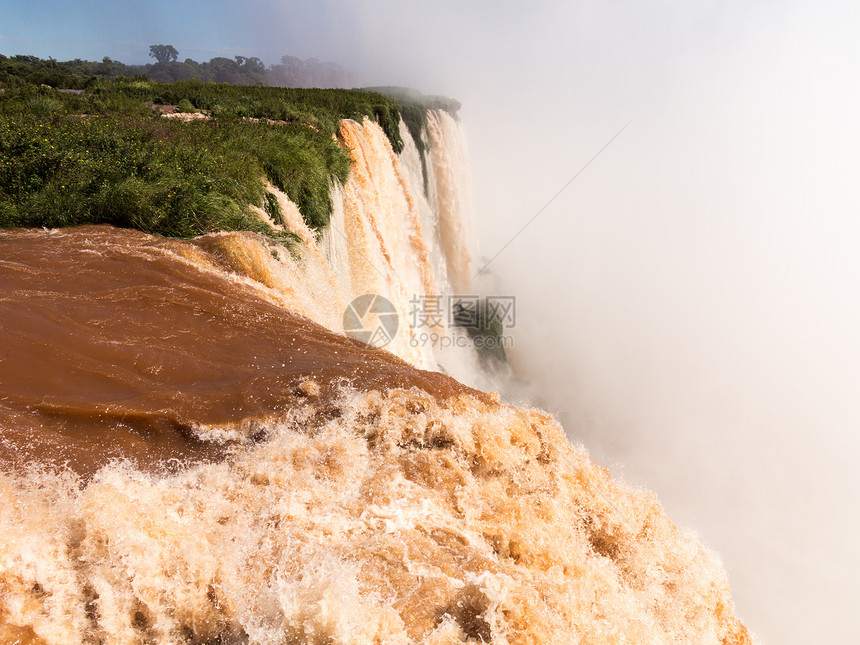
0, 0, 344, 65
0, 0, 739, 90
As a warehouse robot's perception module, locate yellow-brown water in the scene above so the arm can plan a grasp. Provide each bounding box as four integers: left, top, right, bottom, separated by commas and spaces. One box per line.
0, 226, 479, 477
0, 114, 752, 643
0, 226, 751, 644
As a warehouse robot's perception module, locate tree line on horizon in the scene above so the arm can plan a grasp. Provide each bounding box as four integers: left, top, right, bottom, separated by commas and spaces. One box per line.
0, 46, 357, 89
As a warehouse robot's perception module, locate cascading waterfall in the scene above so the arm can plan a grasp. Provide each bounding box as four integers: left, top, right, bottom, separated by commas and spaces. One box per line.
0, 109, 753, 644
197, 110, 486, 384
424, 110, 477, 295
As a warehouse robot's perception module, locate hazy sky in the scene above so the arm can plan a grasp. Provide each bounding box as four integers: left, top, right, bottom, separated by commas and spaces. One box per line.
0, 1, 337, 64
4, 2, 860, 643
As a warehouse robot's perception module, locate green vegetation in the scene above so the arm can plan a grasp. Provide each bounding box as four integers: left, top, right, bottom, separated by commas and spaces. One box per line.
175, 98, 195, 113
0, 51, 344, 90
0, 78, 403, 237
148, 45, 179, 65
141, 81, 405, 152
367, 86, 462, 189
451, 297, 510, 366
264, 192, 283, 226
365, 85, 462, 147
0, 54, 460, 240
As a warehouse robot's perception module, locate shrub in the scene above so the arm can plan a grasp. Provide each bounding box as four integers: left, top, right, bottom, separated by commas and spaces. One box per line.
176, 98, 195, 113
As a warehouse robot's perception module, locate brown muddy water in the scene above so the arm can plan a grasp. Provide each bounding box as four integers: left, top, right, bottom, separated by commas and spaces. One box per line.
0, 225, 751, 645
0, 225, 480, 476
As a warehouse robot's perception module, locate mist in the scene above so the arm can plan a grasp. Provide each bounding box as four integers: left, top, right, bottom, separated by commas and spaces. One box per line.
332, 1, 860, 643
4, 0, 859, 641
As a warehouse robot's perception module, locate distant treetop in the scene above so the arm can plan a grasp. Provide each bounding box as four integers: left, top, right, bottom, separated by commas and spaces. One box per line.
148, 45, 179, 65
0, 50, 354, 89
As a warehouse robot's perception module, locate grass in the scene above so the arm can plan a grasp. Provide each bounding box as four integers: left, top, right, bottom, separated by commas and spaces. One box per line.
0, 81, 392, 237
0, 78, 459, 239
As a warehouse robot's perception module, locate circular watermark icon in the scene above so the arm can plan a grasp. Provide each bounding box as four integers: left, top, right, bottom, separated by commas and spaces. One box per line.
343, 294, 399, 348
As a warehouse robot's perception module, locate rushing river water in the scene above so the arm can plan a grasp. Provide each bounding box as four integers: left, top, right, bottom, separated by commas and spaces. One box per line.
0, 114, 751, 644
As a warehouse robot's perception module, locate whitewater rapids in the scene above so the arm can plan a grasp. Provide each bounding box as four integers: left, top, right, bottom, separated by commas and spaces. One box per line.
0, 112, 752, 643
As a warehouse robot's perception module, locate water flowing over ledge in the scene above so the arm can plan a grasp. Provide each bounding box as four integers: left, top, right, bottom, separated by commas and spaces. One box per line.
0, 225, 484, 477
0, 110, 753, 643
1, 387, 751, 644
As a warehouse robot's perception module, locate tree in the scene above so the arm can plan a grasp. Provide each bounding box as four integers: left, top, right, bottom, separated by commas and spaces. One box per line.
148, 44, 179, 64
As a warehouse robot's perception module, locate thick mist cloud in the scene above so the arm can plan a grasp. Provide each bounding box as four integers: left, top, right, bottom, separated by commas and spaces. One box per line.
3, 0, 859, 641
325, 2, 860, 643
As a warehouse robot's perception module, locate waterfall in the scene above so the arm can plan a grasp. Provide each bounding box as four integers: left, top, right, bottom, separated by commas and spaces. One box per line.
192, 111, 486, 385
0, 110, 753, 644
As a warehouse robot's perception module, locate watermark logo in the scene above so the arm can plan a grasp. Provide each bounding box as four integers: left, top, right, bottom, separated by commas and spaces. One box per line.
449, 295, 516, 331
408, 295, 516, 331
408, 295, 516, 354
343, 294, 399, 348
342, 293, 516, 356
